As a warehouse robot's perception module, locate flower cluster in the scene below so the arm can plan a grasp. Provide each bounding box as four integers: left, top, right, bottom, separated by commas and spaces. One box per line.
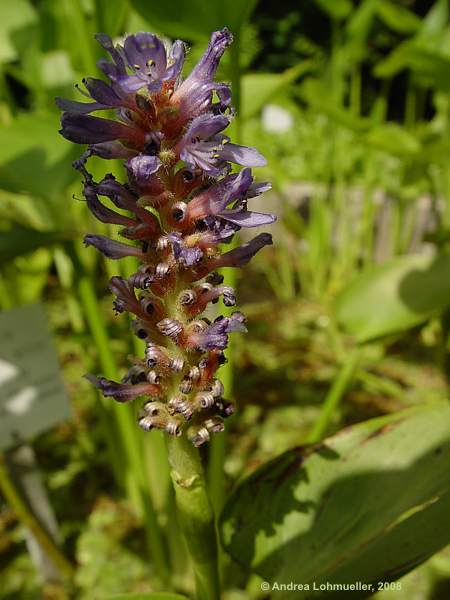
58, 29, 275, 446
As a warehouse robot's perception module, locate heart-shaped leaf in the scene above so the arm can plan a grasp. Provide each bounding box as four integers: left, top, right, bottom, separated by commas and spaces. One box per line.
335, 253, 450, 343
220, 401, 450, 598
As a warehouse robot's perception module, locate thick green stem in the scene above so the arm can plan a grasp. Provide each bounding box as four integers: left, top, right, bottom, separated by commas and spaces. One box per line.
166, 436, 220, 600
0, 455, 74, 580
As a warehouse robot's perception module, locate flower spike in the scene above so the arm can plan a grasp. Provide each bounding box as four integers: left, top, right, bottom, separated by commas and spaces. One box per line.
58, 29, 275, 445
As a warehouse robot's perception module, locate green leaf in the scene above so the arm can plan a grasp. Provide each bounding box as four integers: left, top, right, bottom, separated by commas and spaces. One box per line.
241, 63, 310, 120
128, 0, 257, 39
345, 0, 378, 62
361, 122, 421, 156
415, 0, 448, 42
373, 42, 412, 78
220, 401, 450, 597
335, 253, 450, 343
101, 594, 189, 600
299, 79, 366, 132
376, 0, 421, 35
95, 0, 129, 38
0, 225, 72, 264
375, 43, 450, 91
313, 0, 352, 21
0, 112, 78, 198
0, 0, 37, 63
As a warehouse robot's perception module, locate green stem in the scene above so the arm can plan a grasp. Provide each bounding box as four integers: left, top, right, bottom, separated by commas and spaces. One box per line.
0, 455, 74, 580
307, 347, 360, 443
167, 436, 220, 600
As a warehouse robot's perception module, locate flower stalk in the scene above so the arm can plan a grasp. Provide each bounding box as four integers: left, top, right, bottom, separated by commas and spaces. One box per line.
167, 435, 220, 600
58, 27, 275, 597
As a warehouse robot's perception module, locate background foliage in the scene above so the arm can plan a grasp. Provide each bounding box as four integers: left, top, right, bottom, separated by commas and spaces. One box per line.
1, 0, 450, 599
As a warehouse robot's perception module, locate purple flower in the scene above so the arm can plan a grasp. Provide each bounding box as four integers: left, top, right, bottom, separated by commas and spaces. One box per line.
186, 168, 253, 220
172, 237, 204, 267
84, 234, 145, 259
172, 28, 233, 118
96, 33, 185, 94
177, 114, 266, 176
59, 27, 276, 447
189, 313, 247, 351
56, 77, 127, 115
60, 113, 146, 146
83, 181, 135, 226
186, 167, 275, 229
86, 374, 161, 402
213, 233, 273, 268
126, 154, 162, 186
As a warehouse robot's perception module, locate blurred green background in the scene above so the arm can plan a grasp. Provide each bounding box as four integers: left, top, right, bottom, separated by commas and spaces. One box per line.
2, 0, 450, 598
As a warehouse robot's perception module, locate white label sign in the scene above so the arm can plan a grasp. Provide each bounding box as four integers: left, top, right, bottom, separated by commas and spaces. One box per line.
0, 304, 70, 449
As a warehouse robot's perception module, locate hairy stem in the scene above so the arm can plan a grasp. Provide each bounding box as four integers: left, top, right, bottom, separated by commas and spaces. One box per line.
166, 435, 220, 600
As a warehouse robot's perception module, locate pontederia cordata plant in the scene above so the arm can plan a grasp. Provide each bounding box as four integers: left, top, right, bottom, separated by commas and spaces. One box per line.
57, 29, 275, 599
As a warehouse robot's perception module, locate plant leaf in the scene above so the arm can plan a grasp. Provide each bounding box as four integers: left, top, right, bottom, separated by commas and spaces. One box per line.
0, 224, 72, 264
313, 0, 352, 21
0, 112, 79, 198
95, 0, 129, 37
376, 0, 421, 34
335, 253, 450, 343
242, 63, 310, 120
220, 401, 450, 598
0, 0, 37, 63
128, 0, 257, 40
361, 122, 421, 156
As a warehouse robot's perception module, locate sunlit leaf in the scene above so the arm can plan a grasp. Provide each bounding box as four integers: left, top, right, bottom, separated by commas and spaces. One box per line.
376, 0, 421, 35
361, 122, 421, 156
415, 0, 449, 42
0, 112, 78, 198
335, 253, 450, 343
0, 0, 37, 63
299, 80, 366, 132
345, 0, 378, 62
313, 0, 352, 21
242, 63, 310, 120
221, 401, 450, 597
